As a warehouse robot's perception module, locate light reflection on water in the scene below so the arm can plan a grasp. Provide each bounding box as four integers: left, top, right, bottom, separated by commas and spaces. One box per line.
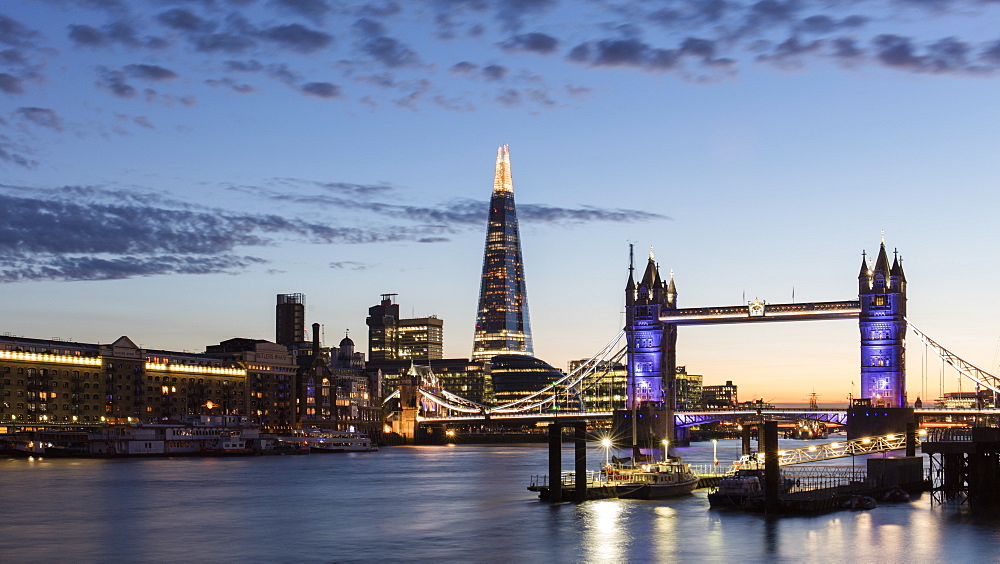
1, 440, 999, 561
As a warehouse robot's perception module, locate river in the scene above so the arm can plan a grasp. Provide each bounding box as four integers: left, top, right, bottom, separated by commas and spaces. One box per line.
2, 438, 999, 562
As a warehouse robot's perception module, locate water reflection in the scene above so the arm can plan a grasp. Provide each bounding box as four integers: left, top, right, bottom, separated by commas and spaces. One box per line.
2, 444, 1000, 561
580, 500, 630, 562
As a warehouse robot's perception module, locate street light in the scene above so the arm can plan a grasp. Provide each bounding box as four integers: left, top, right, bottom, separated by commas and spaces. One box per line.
601, 438, 612, 465
662, 439, 669, 462
712, 438, 719, 468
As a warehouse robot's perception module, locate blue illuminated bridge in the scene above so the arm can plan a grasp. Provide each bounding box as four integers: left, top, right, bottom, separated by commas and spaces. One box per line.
390, 241, 1000, 435
389, 320, 1000, 428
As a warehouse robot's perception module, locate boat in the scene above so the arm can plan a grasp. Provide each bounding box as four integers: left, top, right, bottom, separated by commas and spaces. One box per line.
198, 430, 257, 456
278, 428, 378, 453
708, 469, 763, 508
615, 459, 700, 500
1, 431, 91, 458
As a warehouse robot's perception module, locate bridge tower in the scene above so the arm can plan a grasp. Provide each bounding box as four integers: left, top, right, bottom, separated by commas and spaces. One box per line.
858, 239, 907, 408
624, 248, 676, 439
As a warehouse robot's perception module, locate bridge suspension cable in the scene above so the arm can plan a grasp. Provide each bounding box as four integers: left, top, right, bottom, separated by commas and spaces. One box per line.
908, 320, 1000, 397
489, 330, 626, 413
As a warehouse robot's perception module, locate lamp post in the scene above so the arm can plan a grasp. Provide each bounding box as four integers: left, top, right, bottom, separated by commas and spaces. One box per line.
712, 438, 719, 468
601, 438, 612, 466
662, 439, 669, 462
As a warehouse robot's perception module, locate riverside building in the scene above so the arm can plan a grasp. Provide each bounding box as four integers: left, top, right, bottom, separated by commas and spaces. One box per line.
366, 294, 443, 363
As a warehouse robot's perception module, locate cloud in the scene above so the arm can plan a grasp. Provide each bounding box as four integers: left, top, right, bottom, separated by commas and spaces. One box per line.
270, 0, 332, 23
124, 64, 178, 81
195, 33, 257, 53
15, 107, 62, 131
230, 180, 667, 226
259, 23, 333, 53
756, 36, 825, 68
495, 0, 559, 32
225, 59, 264, 72
796, 14, 868, 35
156, 9, 213, 33
329, 260, 368, 270
97, 68, 136, 98
0, 137, 37, 168
566, 33, 738, 77
353, 19, 420, 68
205, 77, 255, 93
0, 15, 38, 48
450, 61, 478, 74
500, 32, 559, 54
872, 34, 982, 73
68, 20, 166, 49
0, 254, 267, 283
0, 183, 450, 282
301, 81, 342, 98
0, 73, 24, 94
482, 64, 507, 81
68, 25, 107, 47
361, 36, 419, 67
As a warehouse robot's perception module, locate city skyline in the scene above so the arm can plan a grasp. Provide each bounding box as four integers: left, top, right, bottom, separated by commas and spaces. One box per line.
2, 1, 999, 405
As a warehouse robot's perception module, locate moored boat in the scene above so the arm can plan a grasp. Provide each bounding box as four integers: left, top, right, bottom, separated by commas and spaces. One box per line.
278, 428, 377, 453
616, 459, 700, 500
708, 469, 762, 508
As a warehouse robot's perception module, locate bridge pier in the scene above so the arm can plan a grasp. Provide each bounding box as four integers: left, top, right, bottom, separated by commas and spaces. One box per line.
545, 421, 589, 503
575, 424, 587, 503
741, 424, 752, 456
763, 420, 780, 514
548, 424, 561, 503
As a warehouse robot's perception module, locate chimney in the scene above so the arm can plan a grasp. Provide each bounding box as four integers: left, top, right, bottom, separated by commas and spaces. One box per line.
312, 323, 320, 356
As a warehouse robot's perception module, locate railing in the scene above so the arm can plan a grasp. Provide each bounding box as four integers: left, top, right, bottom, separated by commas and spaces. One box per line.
926, 428, 972, 442
688, 463, 728, 477
529, 470, 604, 488
769, 432, 919, 465
778, 465, 868, 494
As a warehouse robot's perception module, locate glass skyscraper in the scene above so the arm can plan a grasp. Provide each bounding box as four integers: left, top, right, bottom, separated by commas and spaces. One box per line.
472, 145, 533, 361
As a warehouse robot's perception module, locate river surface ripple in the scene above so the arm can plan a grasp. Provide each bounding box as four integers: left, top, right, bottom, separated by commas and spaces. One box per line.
2, 438, 999, 562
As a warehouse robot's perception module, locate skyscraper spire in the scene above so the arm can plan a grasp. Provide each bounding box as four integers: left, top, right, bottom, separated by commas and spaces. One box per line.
473, 145, 532, 361
493, 144, 513, 194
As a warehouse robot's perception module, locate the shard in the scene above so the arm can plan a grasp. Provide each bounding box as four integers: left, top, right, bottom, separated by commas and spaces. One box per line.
472, 145, 533, 361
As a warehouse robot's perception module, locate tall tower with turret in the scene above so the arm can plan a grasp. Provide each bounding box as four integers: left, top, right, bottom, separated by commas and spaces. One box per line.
858, 238, 907, 407
625, 248, 677, 410
472, 145, 533, 361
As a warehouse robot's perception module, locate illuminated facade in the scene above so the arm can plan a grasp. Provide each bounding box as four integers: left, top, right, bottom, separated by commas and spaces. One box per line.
205, 338, 297, 427
489, 355, 564, 407
367, 294, 443, 363
858, 239, 907, 408
367, 358, 491, 404
675, 366, 703, 410
0, 334, 249, 426
472, 145, 533, 361
568, 358, 627, 411
624, 249, 677, 410
702, 380, 738, 408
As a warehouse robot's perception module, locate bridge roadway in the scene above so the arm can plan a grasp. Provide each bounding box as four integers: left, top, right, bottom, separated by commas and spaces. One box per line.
418, 407, 1000, 427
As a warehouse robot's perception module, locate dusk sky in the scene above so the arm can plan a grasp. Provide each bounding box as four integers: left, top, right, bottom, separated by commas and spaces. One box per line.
2, 0, 999, 405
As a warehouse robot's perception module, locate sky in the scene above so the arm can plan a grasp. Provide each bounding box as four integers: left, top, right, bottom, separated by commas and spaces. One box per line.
1, 0, 999, 406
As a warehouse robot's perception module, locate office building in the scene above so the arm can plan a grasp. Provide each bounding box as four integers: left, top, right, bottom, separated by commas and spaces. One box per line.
472, 145, 533, 361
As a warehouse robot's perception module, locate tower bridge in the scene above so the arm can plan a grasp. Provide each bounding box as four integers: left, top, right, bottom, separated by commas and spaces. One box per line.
393, 237, 999, 444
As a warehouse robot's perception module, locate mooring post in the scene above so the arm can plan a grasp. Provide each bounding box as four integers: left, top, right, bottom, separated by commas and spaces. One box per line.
742, 423, 752, 456
548, 423, 562, 503
905, 422, 916, 458
764, 420, 780, 514
575, 422, 587, 503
